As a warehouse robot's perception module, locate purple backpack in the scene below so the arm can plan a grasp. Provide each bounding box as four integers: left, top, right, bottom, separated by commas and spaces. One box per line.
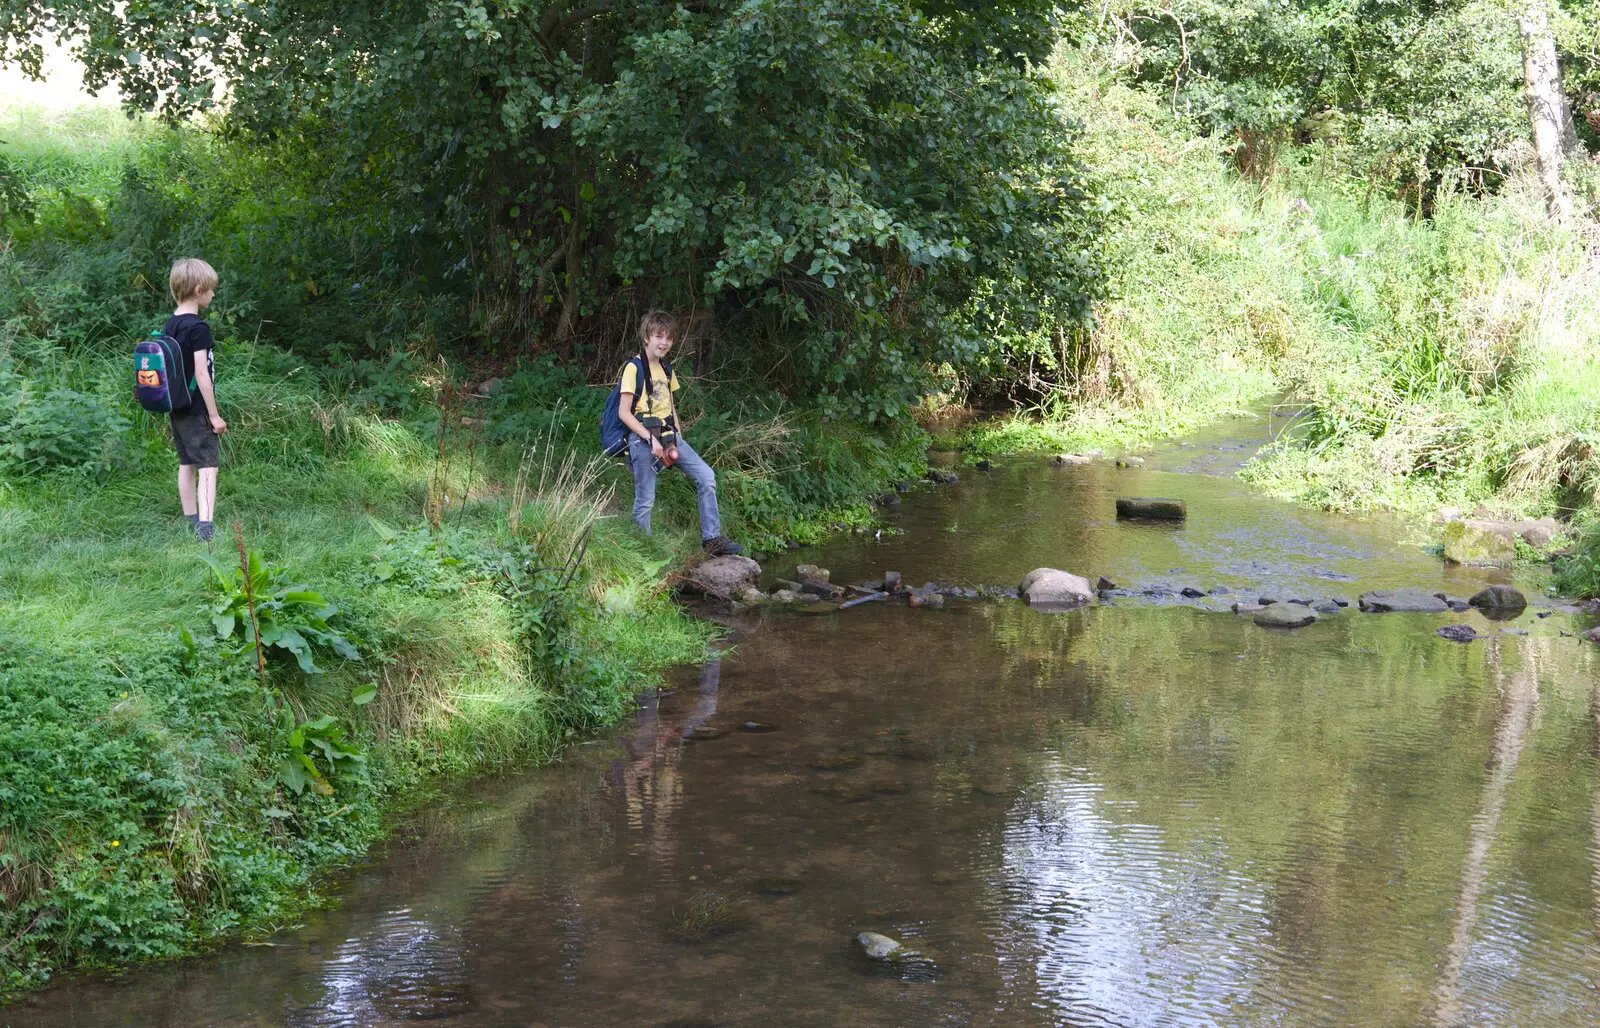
134, 331, 195, 413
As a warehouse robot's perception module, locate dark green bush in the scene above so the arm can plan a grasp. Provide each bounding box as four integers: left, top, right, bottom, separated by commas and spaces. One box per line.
0, 368, 130, 478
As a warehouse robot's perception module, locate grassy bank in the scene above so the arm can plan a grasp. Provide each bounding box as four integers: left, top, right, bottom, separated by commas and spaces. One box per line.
0, 105, 928, 994
0, 329, 927, 994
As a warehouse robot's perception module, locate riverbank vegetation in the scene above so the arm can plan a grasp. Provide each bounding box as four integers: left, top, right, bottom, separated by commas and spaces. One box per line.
0, 2, 1085, 993
7, 0, 1600, 996
957, 3, 1600, 591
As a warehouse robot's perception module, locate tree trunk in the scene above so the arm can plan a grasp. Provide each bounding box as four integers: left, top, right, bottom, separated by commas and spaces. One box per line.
1520, 3, 1572, 220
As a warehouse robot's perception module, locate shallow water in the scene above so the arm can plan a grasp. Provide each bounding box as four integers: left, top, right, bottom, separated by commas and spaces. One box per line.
14, 415, 1600, 1027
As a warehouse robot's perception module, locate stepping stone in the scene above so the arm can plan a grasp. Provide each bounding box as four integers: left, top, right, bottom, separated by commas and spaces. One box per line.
1255, 603, 1318, 629
1115, 497, 1187, 520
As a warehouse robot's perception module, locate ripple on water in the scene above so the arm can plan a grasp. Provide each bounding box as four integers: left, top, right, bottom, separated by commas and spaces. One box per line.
288, 908, 472, 1027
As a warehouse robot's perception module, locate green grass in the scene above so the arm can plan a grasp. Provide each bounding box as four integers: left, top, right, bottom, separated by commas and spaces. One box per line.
0, 328, 732, 993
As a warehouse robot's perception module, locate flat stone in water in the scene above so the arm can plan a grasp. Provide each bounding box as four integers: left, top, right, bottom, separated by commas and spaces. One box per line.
1255, 603, 1318, 629
741, 721, 778, 733
1359, 589, 1450, 613
683, 726, 726, 742
1116, 497, 1187, 520
1436, 624, 1478, 643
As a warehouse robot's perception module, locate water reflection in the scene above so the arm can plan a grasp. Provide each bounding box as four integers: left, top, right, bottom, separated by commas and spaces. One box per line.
292, 910, 471, 1026
14, 444, 1600, 1027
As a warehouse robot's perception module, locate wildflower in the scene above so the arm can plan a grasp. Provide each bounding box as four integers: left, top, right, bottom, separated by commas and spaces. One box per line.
110, 840, 120, 848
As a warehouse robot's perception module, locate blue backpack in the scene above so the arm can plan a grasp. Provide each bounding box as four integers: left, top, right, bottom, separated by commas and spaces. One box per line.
133, 331, 195, 413
600, 356, 670, 457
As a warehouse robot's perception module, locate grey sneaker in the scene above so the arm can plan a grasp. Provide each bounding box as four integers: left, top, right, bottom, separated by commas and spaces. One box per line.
702, 536, 743, 557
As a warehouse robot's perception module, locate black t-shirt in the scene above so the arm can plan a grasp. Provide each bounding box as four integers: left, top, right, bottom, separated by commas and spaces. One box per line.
163, 313, 215, 390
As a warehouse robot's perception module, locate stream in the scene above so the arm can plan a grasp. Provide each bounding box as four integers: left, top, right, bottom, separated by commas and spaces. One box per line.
13, 413, 1600, 1027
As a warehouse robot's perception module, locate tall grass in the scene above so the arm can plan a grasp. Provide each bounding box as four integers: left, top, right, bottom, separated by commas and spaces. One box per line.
969, 42, 1600, 543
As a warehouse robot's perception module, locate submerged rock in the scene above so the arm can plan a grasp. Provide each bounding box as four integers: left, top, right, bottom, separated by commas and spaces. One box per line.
771, 588, 799, 603
795, 564, 830, 582
1583, 627, 1600, 644
1358, 589, 1450, 613
1115, 497, 1187, 520
1115, 456, 1146, 468
1096, 576, 1119, 591
1442, 519, 1515, 567
755, 875, 804, 896
1233, 601, 1267, 614
926, 468, 960, 485
741, 721, 778, 733
907, 591, 945, 608
1436, 625, 1478, 643
1255, 603, 1318, 629
1180, 586, 1206, 598
1311, 598, 1342, 614
884, 571, 903, 592
857, 932, 906, 961
1469, 585, 1527, 611
1053, 453, 1093, 465
1019, 568, 1095, 609
738, 587, 766, 605
687, 556, 762, 600
812, 782, 873, 803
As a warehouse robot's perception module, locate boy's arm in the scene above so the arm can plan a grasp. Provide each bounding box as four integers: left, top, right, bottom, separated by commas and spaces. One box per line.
617, 397, 663, 457
193, 356, 227, 434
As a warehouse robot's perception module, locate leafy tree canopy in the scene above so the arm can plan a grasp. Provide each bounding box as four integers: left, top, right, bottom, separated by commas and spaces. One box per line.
0, 0, 1103, 420
1100, 0, 1593, 188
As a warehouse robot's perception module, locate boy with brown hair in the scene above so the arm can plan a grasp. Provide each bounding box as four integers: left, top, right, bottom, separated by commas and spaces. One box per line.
166, 258, 227, 542
616, 310, 741, 556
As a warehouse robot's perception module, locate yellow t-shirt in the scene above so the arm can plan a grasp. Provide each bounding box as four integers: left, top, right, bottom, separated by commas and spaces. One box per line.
618, 360, 680, 422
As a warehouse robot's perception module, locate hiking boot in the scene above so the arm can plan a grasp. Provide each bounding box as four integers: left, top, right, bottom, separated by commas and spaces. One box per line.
702, 535, 743, 557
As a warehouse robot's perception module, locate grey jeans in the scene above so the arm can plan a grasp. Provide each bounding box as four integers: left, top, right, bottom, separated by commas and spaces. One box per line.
627, 434, 722, 540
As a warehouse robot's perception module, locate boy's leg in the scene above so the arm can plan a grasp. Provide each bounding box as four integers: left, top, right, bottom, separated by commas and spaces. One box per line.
198, 467, 218, 524
670, 438, 722, 541
178, 464, 198, 517
627, 436, 658, 533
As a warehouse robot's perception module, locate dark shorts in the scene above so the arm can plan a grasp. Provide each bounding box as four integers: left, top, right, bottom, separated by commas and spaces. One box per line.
171, 405, 220, 468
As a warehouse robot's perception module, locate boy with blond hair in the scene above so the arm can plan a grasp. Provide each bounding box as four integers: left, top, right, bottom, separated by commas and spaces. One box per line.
165, 258, 227, 541
616, 310, 741, 556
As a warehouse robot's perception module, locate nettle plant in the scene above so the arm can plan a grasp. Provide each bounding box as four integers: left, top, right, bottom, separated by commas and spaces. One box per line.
201, 548, 372, 795
204, 549, 359, 674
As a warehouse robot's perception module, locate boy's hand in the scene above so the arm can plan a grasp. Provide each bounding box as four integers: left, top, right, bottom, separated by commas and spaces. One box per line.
210, 414, 229, 435
649, 438, 665, 460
